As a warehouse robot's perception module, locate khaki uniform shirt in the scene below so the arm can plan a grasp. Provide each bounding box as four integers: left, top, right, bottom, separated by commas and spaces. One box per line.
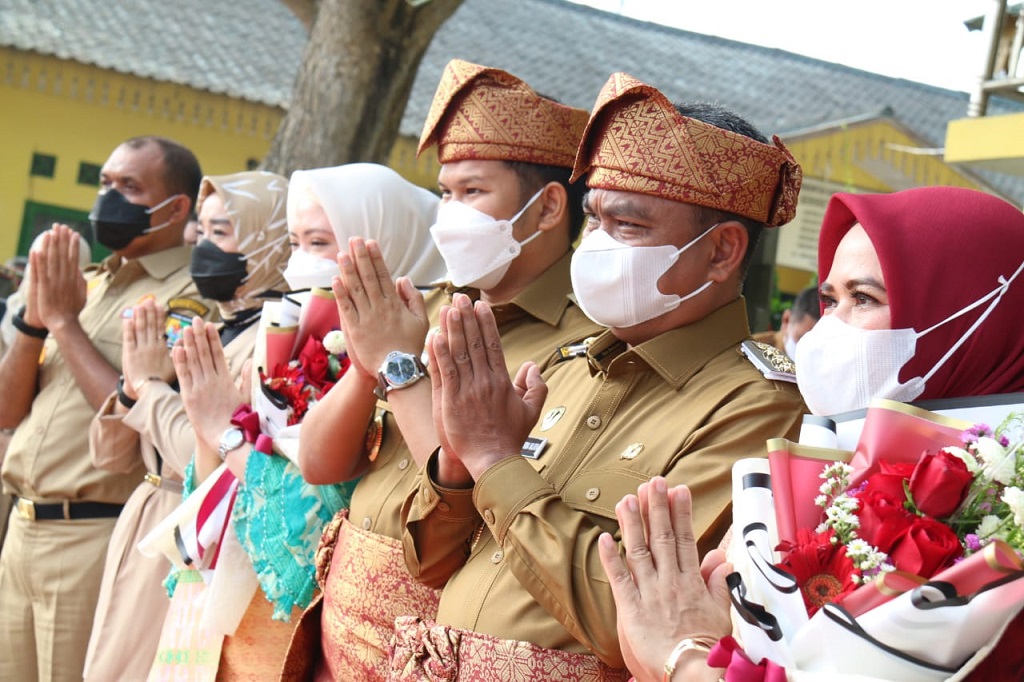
402, 297, 807, 668
2, 246, 205, 504
347, 252, 602, 541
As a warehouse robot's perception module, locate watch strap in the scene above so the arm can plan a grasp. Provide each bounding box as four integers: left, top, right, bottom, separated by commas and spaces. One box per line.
13, 306, 48, 339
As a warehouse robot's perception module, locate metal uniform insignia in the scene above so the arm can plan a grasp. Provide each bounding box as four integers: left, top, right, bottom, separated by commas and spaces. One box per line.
165, 297, 212, 349
620, 443, 644, 460
540, 406, 566, 432
520, 436, 549, 460
740, 340, 797, 383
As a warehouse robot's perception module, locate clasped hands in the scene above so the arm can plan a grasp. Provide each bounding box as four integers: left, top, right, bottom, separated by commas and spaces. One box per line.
427, 293, 547, 486
23, 224, 87, 333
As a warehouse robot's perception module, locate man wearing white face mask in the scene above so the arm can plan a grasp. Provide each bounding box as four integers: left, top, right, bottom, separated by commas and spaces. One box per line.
0, 136, 212, 682
284, 62, 602, 680
396, 74, 808, 678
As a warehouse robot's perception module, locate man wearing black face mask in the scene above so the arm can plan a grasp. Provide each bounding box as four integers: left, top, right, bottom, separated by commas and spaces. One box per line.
0, 136, 212, 682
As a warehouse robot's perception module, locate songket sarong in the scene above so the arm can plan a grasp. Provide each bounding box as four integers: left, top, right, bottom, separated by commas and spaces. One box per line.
281, 509, 441, 681
388, 616, 631, 682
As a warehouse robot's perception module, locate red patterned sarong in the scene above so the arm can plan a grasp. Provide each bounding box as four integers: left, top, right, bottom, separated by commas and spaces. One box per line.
388, 616, 630, 682
283, 509, 441, 681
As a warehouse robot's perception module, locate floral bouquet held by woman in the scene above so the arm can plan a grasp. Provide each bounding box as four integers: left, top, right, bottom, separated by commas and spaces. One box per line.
727, 400, 1024, 681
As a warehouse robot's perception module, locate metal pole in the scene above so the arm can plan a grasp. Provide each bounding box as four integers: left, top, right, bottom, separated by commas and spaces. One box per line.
968, 0, 1007, 117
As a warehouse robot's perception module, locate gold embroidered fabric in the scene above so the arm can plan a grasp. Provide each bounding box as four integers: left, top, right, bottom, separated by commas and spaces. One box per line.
318, 511, 441, 681
571, 72, 802, 227
418, 59, 588, 168
388, 616, 631, 682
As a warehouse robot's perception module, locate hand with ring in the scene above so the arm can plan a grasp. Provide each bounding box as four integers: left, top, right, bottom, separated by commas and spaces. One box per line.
120, 298, 176, 401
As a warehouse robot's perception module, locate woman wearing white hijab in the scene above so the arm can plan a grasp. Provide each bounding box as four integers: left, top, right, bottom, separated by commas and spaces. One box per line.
283, 163, 446, 291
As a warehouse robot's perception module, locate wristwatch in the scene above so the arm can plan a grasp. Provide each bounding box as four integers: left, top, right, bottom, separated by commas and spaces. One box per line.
217, 427, 245, 461
375, 350, 427, 400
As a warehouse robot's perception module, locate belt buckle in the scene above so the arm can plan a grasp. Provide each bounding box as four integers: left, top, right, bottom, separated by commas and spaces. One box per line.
16, 497, 35, 521
144, 472, 162, 488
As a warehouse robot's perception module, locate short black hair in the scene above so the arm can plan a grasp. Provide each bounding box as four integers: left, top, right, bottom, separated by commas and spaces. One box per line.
791, 286, 821, 322
502, 161, 586, 242
674, 102, 769, 276
123, 136, 202, 211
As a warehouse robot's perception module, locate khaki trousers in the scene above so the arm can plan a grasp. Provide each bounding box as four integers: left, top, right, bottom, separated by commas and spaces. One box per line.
0, 509, 116, 682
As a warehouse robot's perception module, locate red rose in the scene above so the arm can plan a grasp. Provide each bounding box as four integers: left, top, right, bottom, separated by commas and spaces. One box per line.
888, 516, 963, 578
853, 489, 915, 553
863, 460, 917, 501
909, 450, 973, 518
298, 336, 330, 389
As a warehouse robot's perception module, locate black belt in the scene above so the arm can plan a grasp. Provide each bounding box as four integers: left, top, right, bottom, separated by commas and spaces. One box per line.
14, 496, 124, 521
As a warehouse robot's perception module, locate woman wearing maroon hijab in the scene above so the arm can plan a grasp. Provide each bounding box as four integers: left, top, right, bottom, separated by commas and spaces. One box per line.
597, 186, 1024, 681
799, 185, 1024, 407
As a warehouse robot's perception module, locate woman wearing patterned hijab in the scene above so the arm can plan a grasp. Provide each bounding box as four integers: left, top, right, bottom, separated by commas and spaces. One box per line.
84, 171, 292, 682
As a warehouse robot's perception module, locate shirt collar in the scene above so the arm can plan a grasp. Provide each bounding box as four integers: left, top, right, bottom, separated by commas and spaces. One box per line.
101, 245, 191, 280
586, 297, 752, 389
442, 251, 576, 328
498, 250, 574, 327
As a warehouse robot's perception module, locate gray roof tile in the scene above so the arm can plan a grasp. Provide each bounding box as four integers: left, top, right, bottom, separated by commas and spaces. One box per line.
4, 0, 1022, 200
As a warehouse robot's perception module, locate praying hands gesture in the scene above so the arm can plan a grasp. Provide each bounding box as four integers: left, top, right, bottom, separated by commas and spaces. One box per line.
28, 224, 87, 333
172, 318, 250, 481
119, 299, 176, 403
598, 479, 733, 682
427, 292, 548, 486
333, 236, 430, 379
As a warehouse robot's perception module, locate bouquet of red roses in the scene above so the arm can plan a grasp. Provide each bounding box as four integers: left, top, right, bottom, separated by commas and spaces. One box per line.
252, 288, 349, 463
726, 399, 1024, 680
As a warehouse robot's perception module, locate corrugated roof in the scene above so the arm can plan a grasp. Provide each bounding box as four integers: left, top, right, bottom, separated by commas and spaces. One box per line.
4, 0, 1022, 200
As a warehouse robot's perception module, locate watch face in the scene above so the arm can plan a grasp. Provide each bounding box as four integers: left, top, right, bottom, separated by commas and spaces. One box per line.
222, 428, 245, 451
385, 353, 418, 387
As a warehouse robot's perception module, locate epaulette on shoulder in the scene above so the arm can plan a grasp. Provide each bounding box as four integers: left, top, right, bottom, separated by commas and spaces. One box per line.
740, 339, 797, 384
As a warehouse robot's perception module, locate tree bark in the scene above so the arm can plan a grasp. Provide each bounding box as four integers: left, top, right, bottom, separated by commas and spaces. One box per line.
264, 0, 463, 175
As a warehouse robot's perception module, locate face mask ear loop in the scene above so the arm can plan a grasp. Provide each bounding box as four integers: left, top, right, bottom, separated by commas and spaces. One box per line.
145, 193, 183, 216
659, 222, 721, 311
506, 187, 548, 250
918, 257, 1024, 384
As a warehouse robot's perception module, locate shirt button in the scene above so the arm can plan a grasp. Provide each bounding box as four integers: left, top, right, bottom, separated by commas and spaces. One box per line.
483, 509, 495, 525
585, 487, 600, 501
437, 501, 450, 513
397, 458, 409, 471
362, 516, 372, 530
586, 415, 602, 429
491, 550, 504, 563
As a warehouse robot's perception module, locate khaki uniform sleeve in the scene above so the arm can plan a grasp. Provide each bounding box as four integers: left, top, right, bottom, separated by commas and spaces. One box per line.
122, 383, 195, 480
468, 380, 803, 668
402, 451, 481, 589
89, 392, 142, 475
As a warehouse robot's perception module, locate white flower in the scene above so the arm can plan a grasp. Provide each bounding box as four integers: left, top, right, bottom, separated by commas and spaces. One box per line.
977, 437, 1015, 484
944, 446, 980, 474
1002, 487, 1024, 529
978, 514, 1003, 539
323, 330, 346, 355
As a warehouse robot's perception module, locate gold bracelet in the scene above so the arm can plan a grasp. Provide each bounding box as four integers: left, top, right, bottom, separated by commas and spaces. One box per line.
663, 636, 717, 682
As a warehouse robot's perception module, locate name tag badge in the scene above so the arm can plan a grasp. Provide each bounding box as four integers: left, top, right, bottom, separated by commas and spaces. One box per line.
520, 436, 549, 460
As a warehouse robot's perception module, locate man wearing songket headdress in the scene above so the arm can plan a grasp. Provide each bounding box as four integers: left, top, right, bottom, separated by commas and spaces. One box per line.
281, 59, 602, 680
393, 74, 808, 679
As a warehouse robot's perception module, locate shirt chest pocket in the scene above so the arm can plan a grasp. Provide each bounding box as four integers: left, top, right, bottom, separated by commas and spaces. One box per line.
561, 469, 650, 526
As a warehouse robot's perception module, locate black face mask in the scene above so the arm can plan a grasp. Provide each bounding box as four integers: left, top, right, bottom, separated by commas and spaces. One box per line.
190, 239, 248, 301
89, 189, 176, 251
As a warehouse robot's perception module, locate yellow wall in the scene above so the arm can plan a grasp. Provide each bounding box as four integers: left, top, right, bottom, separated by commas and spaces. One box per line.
0, 48, 283, 260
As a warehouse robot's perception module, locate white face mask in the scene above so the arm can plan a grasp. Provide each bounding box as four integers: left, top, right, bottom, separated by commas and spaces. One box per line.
783, 332, 799, 360
796, 260, 1024, 416
429, 189, 544, 290
282, 248, 339, 291
570, 223, 718, 329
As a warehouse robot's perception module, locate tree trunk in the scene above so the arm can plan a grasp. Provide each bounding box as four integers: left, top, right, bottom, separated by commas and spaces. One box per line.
264, 0, 463, 175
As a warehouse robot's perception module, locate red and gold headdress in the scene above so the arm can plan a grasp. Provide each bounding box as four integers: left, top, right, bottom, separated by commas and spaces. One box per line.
571, 73, 802, 226
418, 59, 588, 169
